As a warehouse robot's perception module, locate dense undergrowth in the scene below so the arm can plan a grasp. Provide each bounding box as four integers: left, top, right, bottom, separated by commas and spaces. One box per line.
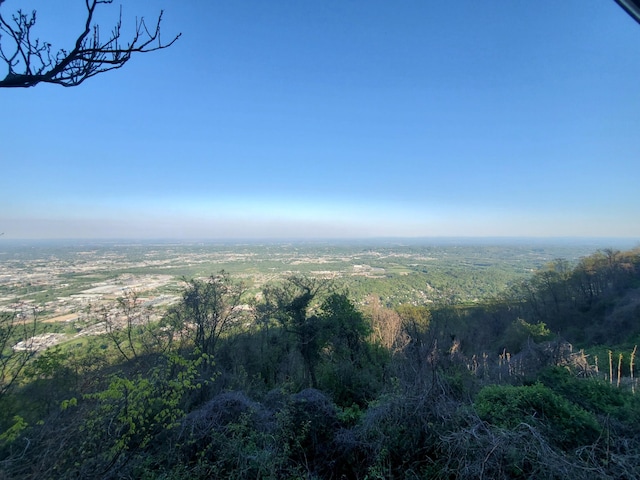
1, 248, 640, 479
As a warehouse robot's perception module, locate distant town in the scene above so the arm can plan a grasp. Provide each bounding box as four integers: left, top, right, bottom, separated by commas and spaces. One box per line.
1, 238, 634, 351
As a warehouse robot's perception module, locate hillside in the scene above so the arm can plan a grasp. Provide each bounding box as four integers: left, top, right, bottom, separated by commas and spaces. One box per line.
1, 247, 640, 479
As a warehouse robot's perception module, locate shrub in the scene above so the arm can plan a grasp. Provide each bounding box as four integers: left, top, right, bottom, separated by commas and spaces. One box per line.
356, 391, 447, 477
501, 318, 553, 353
177, 391, 287, 479
276, 388, 340, 476
539, 366, 640, 431
474, 383, 601, 449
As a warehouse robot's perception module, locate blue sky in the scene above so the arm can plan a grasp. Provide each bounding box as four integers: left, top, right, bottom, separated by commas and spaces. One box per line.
1, 1, 640, 239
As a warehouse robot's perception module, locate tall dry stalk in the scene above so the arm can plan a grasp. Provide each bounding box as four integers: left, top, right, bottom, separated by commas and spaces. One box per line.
499, 349, 506, 381
617, 353, 623, 388
482, 352, 488, 379
609, 350, 613, 385
631, 345, 637, 394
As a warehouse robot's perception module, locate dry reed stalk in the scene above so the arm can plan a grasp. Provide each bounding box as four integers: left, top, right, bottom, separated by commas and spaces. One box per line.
631, 345, 637, 394
617, 353, 623, 388
609, 350, 613, 385
499, 349, 506, 381
483, 352, 488, 379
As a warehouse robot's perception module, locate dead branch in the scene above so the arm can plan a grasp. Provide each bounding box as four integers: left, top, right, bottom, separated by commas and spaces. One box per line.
0, 0, 180, 88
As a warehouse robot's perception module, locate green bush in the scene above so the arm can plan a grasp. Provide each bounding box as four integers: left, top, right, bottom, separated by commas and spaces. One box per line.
539, 366, 640, 429
474, 382, 601, 449
501, 318, 553, 353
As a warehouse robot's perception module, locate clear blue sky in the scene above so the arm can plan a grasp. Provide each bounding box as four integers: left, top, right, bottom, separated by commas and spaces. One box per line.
2, 0, 640, 239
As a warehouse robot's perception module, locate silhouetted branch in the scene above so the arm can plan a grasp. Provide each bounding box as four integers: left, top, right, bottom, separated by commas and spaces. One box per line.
0, 0, 180, 88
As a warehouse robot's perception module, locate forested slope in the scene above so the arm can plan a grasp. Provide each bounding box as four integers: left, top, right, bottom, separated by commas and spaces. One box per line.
1, 248, 640, 479
431, 247, 640, 355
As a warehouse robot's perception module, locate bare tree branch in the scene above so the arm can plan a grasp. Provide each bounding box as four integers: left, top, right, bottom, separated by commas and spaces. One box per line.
0, 0, 180, 88
0, 306, 38, 399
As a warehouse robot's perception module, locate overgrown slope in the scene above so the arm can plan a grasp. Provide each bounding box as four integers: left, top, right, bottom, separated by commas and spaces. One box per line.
1, 248, 640, 479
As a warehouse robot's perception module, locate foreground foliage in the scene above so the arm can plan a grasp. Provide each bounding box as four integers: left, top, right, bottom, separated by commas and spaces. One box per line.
1, 248, 640, 479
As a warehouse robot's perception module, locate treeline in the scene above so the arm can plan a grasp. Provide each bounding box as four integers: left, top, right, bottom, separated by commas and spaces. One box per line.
429, 247, 640, 356
1, 248, 640, 478
511, 248, 640, 344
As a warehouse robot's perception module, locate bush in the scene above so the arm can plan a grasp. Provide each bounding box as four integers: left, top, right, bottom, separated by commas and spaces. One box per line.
276, 388, 340, 476
539, 366, 640, 432
501, 318, 553, 353
474, 383, 601, 449
355, 391, 447, 478
176, 391, 287, 479
439, 415, 581, 480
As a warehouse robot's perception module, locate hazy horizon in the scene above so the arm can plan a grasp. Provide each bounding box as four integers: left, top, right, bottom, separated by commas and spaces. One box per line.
2, 235, 638, 249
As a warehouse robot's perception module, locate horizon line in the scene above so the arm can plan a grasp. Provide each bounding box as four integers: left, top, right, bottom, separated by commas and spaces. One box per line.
2, 235, 639, 245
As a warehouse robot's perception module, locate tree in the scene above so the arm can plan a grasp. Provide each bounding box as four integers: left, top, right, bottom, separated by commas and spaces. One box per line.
260, 276, 329, 388
102, 290, 173, 362
363, 295, 405, 352
170, 272, 247, 361
320, 292, 370, 363
317, 293, 386, 406
0, 0, 180, 88
395, 304, 436, 385
0, 306, 37, 399
396, 304, 432, 349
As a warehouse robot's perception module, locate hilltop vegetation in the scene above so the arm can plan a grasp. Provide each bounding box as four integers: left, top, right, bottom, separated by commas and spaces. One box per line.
1, 246, 640, 478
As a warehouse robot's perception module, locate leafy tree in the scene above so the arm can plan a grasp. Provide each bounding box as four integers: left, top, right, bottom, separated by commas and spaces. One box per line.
102, 290, 145, 362
320, 292, 371, 362
0, 0, 180, 88
396, 305, 432, 352
396, 304, 432, 345
68, 352, 206, 477
168, 272, 247, 362
501, 318, 553, 353
259, 276, 329, 388
317, 293, 386, 406
102, 290, 174, 362
20, 346, 77, 417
